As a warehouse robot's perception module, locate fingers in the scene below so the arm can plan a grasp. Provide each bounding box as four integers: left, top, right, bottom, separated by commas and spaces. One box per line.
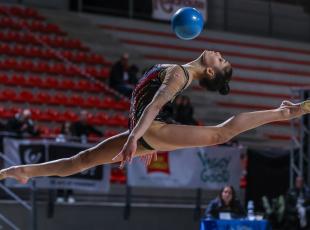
118, 150, 134, 169
281, 100, 293, 107
153, 152, 158, 161
146, 155, 152, 165
112, 151, 123, 161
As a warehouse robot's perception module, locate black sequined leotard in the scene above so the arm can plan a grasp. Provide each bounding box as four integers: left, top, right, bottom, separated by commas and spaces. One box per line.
129, 64, 189, 150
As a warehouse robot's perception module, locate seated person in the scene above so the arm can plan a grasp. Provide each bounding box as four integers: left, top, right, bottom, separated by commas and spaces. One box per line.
205, 185, 245, 219
6, 109, 39, 137
70, 110, 102, 142
284, 176, 310, 230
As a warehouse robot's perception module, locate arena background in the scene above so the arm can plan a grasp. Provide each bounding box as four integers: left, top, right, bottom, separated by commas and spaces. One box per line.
0, 0, 309, 229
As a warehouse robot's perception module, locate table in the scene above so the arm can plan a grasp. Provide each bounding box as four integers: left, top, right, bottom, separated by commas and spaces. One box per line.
200, 219, 272, 230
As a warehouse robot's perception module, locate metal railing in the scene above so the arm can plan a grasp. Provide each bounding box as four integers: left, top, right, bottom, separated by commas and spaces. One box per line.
0, 152, 37, 230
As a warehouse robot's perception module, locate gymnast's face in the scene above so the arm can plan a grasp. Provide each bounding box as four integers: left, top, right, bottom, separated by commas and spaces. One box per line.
199, 50, 232, 94
203, 50, 229, 71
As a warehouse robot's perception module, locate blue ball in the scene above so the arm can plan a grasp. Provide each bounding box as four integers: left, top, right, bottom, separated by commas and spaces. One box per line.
171, 7, 204, 40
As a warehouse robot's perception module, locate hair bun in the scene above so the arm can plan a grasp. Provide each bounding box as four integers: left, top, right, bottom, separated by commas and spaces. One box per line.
219, 84, 230, 95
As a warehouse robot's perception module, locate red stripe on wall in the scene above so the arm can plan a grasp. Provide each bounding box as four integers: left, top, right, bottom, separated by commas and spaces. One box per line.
121, 38, 310, 66
99, 24, 310, 55
144, 54, 310, 77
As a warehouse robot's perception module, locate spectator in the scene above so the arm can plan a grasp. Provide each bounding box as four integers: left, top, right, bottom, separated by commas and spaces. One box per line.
205, 185, 245, 219
61, 121, 72, 136
174, 96, 197, 125
109, 53, 136, 97
6, 109, 39, 137
56, 121, 75, 204
128, 64, 139, 85
284, 176, 310, 230
70, 110, 102, 142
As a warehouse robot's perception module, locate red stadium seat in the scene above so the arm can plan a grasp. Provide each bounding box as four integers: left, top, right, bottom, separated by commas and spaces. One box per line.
2, 59, 18, 71
38, 126, 52, 137
29, 108, 42, 120
100, 97, 116, 109
0, 5, 8, 15
0, 17, 13, 28
63, 110, 78, 122
67, 39, 82, 49
40, 34, 52, 46
12, 44, 26, 56
34, 61, 50, 73
118, 98, 130, 110
66, 65, 80, 76
25, 46, 43, 58
0, 43, 11, 55
10, 6, 24, 17
50, 62, 66, 75
27, 75, 44, 88
68, 94, 85, 107
76, 80, 92, 91
94, 112, 109, 126
53, 36, 66, 47
18, 19, 29, 30
85, 96, 101, 107
0, 74, 9, 85
0, 89, 17, 101
19, 59, 34, 72
0, 107, 11, 119
9, 107, 22, 116
53, 127, 62, 135
17, 90, 34, 103
90, 82, 103, 92
33, 92, 51, 104
74, 52, 86, 63
85, 66, 99, 77
41, 108, 57, 121
0, 107, 18, 119
60, 79, 76, 90
99, 68, 109, 79
50, 93, 68, 105
41, 49, 56, 59
44, 77, 59, 89
108, 113, 127, 127
10, 74, 27, 86
29, 20, 45, 32
89, 53, 104, 64
21, 32, 36, 45
61, 50, 73, 60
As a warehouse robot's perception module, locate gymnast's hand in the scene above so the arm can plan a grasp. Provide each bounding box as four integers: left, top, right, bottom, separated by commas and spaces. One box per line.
140, 152, 157, 166
113, 135, 137, 169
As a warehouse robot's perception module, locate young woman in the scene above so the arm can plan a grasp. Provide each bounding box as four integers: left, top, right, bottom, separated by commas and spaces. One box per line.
1, 50, 309, 184
205, 185, 245, 218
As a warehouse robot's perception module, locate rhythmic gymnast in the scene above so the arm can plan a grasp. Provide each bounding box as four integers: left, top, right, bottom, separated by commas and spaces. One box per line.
0, 50, 309, 184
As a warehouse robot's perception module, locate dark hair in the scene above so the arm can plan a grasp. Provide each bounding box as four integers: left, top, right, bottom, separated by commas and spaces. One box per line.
199, 65, 233, 95
217, 66, 233, 95
219, 185, 236, 206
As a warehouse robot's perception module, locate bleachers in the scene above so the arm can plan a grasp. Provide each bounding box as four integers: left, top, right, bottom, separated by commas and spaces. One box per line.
0, 4, 130, 140
92, 15, 310, 147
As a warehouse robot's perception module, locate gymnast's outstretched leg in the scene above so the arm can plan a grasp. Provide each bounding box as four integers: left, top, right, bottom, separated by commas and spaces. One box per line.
142, 100, 310, 151
0, 131, 154, 183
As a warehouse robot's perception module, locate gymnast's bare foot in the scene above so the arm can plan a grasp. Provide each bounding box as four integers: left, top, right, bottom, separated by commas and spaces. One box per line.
0, 166, 29, 184
301, 100, 310, 113
279, 100, 310, 119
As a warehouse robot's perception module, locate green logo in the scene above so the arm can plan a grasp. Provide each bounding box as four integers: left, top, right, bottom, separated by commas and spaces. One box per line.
197, 150, 231, 183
